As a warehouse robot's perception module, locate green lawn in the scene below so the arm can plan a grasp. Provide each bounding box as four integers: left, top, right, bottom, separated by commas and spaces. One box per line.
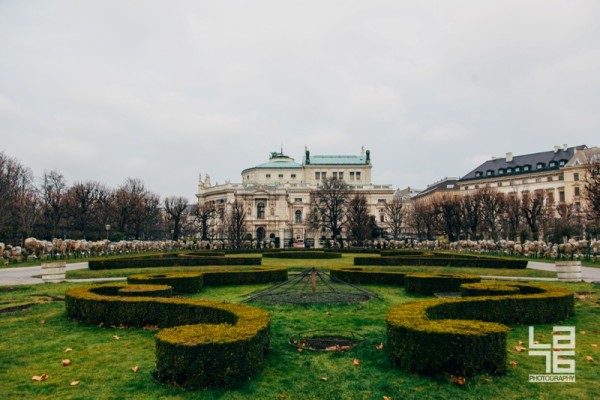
1, 275, 598, 399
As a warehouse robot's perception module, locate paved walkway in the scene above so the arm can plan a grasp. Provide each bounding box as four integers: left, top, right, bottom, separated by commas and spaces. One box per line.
0, 260, 599, 286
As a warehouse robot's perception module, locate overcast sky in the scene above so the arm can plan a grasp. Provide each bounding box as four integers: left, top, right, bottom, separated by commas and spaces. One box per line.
1, 1, 599, 201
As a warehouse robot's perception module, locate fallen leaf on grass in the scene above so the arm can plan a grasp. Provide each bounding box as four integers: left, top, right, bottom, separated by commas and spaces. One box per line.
585, 356, 593, 362
132, 366, 139, 373
580, 331, 587, 335
297, 348, 303, 353
509, 361, 518, 367
479, 377, 493, 383
353, 358, 360, 366
592, 344, 598, 348
113, 335, 120, 340
278, 395, 286, 399
70, 381, 79, 386
376, 343, 384, 350
320, 377, 328, 382
61, 359, 71, 366
383, 397, 392, 400
451, 376, 466, 385
514, 346, 527, 352
518, 340, 523, 345
64, 348, 72, 353
32, 374, 48, 382
39, 320, 45, 324
98, 322, 104, 327
326, 312, 331, 316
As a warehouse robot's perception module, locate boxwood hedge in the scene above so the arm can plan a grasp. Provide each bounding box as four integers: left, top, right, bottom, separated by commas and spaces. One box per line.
262, 251, 342, 259
355, 254, 527, 269
386, 283, 574, 376
127, 273, 204, 294
404, 273, 481, 295
65, 284, 270, 389
329, 267, 407, 285
117, 284, 173, 298
460, 282, 520, 297
89, 255, 261, 270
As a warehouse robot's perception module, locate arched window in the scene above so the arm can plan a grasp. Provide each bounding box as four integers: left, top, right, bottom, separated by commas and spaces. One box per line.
257, 202, 265, 219
295, 210, 302, 223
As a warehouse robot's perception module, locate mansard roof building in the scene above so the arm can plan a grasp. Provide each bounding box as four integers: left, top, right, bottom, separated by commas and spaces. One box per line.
197, 148, 394, 247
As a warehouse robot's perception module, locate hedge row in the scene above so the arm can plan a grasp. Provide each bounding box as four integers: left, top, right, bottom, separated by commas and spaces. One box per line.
404, 273, 481, 295
65, 284, 270, 389
262, 251, 342, 259
128, 273, 204, 294
127, 268, 289, 294
89, 255, 261, 270
380, 250, 429, 257
386, 283, 574, 376
329, 267, 407, 286
354, 255, 527, 269
117, 284, 173, 298
460, 282, 520, 297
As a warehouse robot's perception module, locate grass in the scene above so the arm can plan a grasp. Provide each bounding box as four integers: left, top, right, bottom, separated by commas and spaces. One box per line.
1, 271, 599, 399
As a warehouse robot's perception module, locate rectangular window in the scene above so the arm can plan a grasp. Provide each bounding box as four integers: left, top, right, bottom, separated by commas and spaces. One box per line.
278, 174, 284, 178
522, 179, 528, 184
559, 191, 565, 202
378, 199, 386, 203
338, 172, 344, 180
322, 172, 327, 179
355, 172, 361, 180
332, 172, 338, 179
547, 176, 553, 182
291, 174, 296, 178
575, 187, 580, 196
574, 173, 579, 181
559, 174, 564, 181
315, 172, 320, 180
350, 172, 355, 180
498, 182, 503, 187
294, 198, 302, 203
536, 177, 542, 183
266, 174, 271, 179
575, 201, 581, 211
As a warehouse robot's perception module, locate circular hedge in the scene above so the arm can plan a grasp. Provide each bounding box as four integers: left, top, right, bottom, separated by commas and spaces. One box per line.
117, 284, 173, 297
404, 273, 481, 295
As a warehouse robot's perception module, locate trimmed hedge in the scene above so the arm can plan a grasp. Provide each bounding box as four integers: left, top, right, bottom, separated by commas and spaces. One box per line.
89, 255, 261, 270
387, 283, 574, 376
117, 284, 173, 297
127, 268, 288, 293
404, 273, 481, 295
380, 250, 427, 257
128, 273, 204, 294
65, 284, 270, 389
355, 254, 527, 269
460, 282, 520, 297
329, 267, 407, 286
262, 251, 342, 259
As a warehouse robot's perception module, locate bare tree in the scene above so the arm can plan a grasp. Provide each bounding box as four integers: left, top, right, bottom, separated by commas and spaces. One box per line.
348, 193, 372, 245
224, 199, 247, 248
504, 191, 522, 241
433, 195, 463, 242
0, 152, 35, 242
64, 181, 104, 239
40, 170, 67, 239
521, 191, 545, 240
477, 187, 505, 240
410, 200, 437, 240
583, 161, 600, 228
164, 196, 189, 240
383, 197, 404, 239
193, 202, 216, 241
308, 178, 350, 243
460, 194, 481, 239
113, 178, 148, 239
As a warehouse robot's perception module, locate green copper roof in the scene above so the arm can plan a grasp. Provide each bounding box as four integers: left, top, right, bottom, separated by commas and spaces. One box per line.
304, 155, 368, 165
252, 160, 303, 169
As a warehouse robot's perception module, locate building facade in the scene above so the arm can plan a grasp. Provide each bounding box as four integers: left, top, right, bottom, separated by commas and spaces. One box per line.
196, 148, 395, 247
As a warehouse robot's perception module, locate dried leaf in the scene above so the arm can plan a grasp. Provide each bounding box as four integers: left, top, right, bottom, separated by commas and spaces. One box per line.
70, 381, 80, 386
585, 355, 593, 362
383, 397, 392, 400
64, 348, 72, 353
297, 348, 303, 353
452, 376, 466, 385
353, 358, 360, 366
580, 331, 587, 335
509, 361, 518, 367
592, 344, 598, 347
376, 343, 384, 350
278, 395, 286, 399
518, 340, 523, 345
326, 312, 331, 316
113, 335, 120, 340
479, 377, 493, 383
514, 346, 527, 352
131, 365, 139, 373
98, 322, 104, 327
39, 320, 45, 324
320, 377, 328, 382
61, 359, 71, 367
32, 374, 48, 382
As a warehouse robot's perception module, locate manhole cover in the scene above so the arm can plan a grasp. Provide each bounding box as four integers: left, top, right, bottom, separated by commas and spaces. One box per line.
289, 330, 365, 352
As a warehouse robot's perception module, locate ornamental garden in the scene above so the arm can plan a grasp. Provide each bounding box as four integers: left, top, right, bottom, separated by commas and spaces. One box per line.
0, 250, 598, 399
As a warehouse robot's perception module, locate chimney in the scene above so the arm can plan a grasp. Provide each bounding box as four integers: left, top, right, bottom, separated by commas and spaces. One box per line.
506, 152, 513, 162
563, 143, 568, 151
305, 149, 310, 164
554, 145, 560, 153
366, 150, 370, 164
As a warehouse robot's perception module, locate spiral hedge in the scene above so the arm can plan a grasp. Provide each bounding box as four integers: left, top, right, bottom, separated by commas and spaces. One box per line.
355, 253, 527, 269
88, 254, 260, 270
262, 251, 342, 259
386, 283, 574, 376
65, 284, 270, 389
404, 273, 481, 295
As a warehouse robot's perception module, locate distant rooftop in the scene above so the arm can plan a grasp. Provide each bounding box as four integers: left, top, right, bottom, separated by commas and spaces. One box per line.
303, 155, 369, 166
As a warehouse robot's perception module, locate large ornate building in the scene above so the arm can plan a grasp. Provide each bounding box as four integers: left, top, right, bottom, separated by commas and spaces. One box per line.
196, 148, 395, 247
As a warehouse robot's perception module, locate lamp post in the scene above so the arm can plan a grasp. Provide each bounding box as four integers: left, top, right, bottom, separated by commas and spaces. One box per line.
105, 224, 111, 241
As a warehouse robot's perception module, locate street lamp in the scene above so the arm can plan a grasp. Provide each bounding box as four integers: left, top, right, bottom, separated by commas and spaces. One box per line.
105, 224, 111, 241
